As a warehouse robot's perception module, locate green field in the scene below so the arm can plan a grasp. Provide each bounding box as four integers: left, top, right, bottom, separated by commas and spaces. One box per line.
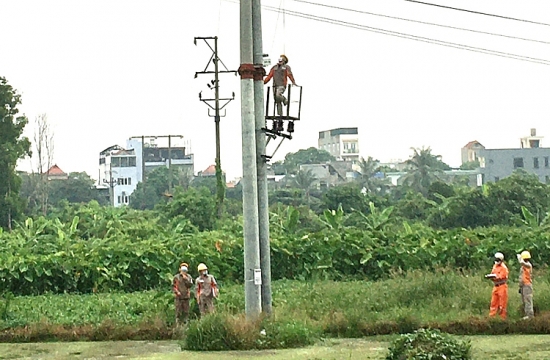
1, 335, 550, 360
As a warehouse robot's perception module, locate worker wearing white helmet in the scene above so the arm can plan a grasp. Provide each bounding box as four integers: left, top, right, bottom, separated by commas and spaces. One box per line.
485, 252, 509, 319
195, 263, 218, 315
517, 251, 534, 319
264, 54, 297, 116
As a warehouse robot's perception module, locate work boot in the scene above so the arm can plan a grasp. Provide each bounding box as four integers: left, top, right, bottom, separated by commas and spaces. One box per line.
277, 120, 284, 132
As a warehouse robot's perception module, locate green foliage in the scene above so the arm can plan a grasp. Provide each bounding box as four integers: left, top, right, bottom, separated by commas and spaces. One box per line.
0, 77, 32, 229
182, 313, 318, 351
402, 147, 450, 195
459, 160, 480, 170
358, 156, 391, 195
322, 183, 369, 213
283, 147, 335, 174
131, 166, 193, 210
386, 329, 472, 360
156, 186, 216, 231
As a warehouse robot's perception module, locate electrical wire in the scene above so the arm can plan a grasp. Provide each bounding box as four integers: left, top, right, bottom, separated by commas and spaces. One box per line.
270, 0, 283, 53
223, 0, 550, 66
404, 0, 550, 27
290, 0, 550, 44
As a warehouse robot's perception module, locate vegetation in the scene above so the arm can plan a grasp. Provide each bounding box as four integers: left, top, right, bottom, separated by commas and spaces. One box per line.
3, 270, 550, 344
386, 329, 471, 360
0, 77, 31, 230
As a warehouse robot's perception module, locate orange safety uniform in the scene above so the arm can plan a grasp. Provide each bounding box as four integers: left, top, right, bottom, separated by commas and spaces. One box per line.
519, 259, 534, 318
489, 262, 509, 319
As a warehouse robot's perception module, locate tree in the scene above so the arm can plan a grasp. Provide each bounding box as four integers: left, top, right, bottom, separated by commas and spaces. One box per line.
131, 166, 193, 210
283, 147, 336, 174
357, 156, 390, 195
270, 161, 286, 175
0, 77, 31, 230
459, 160, 480, 170
33, 113, 54, 215
49, 172, 107, 206
402, 147, 450, 195
322, 183, 369, 213
293, 169, 317, 203
157, 186, 216, 231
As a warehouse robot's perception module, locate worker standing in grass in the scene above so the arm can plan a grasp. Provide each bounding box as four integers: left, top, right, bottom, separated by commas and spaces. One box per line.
517, 251, 534, 319
485, 252, 509, 319
172, 262, 193, 325
195, 263, 219, 316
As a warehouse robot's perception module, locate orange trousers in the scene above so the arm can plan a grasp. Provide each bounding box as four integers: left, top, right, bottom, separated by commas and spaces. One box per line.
489, 284, 508, 319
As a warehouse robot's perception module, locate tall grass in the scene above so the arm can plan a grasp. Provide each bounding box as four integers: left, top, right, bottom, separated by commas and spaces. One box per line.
3, 269, 550, 343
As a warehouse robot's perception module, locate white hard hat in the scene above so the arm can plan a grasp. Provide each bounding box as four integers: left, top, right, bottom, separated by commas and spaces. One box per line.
495, 252, 504, 260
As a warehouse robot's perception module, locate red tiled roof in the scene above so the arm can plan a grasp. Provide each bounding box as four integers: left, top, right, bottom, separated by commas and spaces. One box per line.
463, 140, 484, 149
46, 165, 67, 176
201, 165, 217, 176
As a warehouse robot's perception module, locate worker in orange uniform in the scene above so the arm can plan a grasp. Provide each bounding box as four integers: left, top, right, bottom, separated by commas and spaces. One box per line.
517, 251, 534, 319
264, 54, 297, 116
485, 252, 509, 319
172, 262, 193, 325
195, 263, 218, 316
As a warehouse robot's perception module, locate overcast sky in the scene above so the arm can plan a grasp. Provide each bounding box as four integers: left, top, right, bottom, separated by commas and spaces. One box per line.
2, 0, 549, 181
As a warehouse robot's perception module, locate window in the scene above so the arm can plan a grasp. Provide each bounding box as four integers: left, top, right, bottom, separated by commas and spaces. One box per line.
117, 177, 132, 186
513, 157, 524, 168
129, 156, 136, 167
534, 157, 539, 169
99, 158, 105, 165
545, 157, 549, 168
117, 195, 130, 204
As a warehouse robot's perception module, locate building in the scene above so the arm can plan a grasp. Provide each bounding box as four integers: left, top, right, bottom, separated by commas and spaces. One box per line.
461, 141, 485, 165
318, 127, 360, 162
478, 129, 550, 184
45, 165, 69, 181
97, 137, 194, 207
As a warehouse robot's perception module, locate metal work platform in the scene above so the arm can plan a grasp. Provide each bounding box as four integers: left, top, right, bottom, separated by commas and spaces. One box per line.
265, 85, 302, 121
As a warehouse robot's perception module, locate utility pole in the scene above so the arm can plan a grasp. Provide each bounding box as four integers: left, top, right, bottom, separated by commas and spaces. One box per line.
195, 37, 237, 218
252, 0, 272, 314
239, 0, 262, 319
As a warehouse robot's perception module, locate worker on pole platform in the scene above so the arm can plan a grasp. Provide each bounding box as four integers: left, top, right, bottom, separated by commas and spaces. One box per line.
264, 55, 297, 116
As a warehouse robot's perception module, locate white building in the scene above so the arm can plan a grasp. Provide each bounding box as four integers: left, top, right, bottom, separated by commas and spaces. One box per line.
318, 127, 360, 162
98, 138, 194, 207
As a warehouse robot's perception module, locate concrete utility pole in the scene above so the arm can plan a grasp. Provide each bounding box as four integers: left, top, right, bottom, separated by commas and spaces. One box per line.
252, 0, 272, 314
239, 0, 262, 319
195, 37, 237, 218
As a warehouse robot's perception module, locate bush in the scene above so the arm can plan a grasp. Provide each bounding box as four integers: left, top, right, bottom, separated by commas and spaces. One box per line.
386, 328, 472, 360
182, 313, 319, 351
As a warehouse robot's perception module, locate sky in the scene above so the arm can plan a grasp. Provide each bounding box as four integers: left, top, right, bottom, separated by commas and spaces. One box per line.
2, 0, 549, 182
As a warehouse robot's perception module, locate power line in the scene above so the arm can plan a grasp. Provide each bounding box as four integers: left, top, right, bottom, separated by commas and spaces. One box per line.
224, 1, 550, 66
405, 0, 550, 27
290, 0, 550, 45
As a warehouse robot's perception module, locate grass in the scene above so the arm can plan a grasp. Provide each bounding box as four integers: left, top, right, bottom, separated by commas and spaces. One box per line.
2, 269, 550, 343
2, 336, 550, 359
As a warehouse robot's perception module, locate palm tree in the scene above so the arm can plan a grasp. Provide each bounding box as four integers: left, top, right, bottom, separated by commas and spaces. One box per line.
358, 156, 390, 195
293, 169, 317, 203
402, 147, 449, 195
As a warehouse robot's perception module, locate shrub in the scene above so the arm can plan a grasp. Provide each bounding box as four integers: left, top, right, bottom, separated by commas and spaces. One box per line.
386, 328, 472, 360
182, 313, 319, 351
